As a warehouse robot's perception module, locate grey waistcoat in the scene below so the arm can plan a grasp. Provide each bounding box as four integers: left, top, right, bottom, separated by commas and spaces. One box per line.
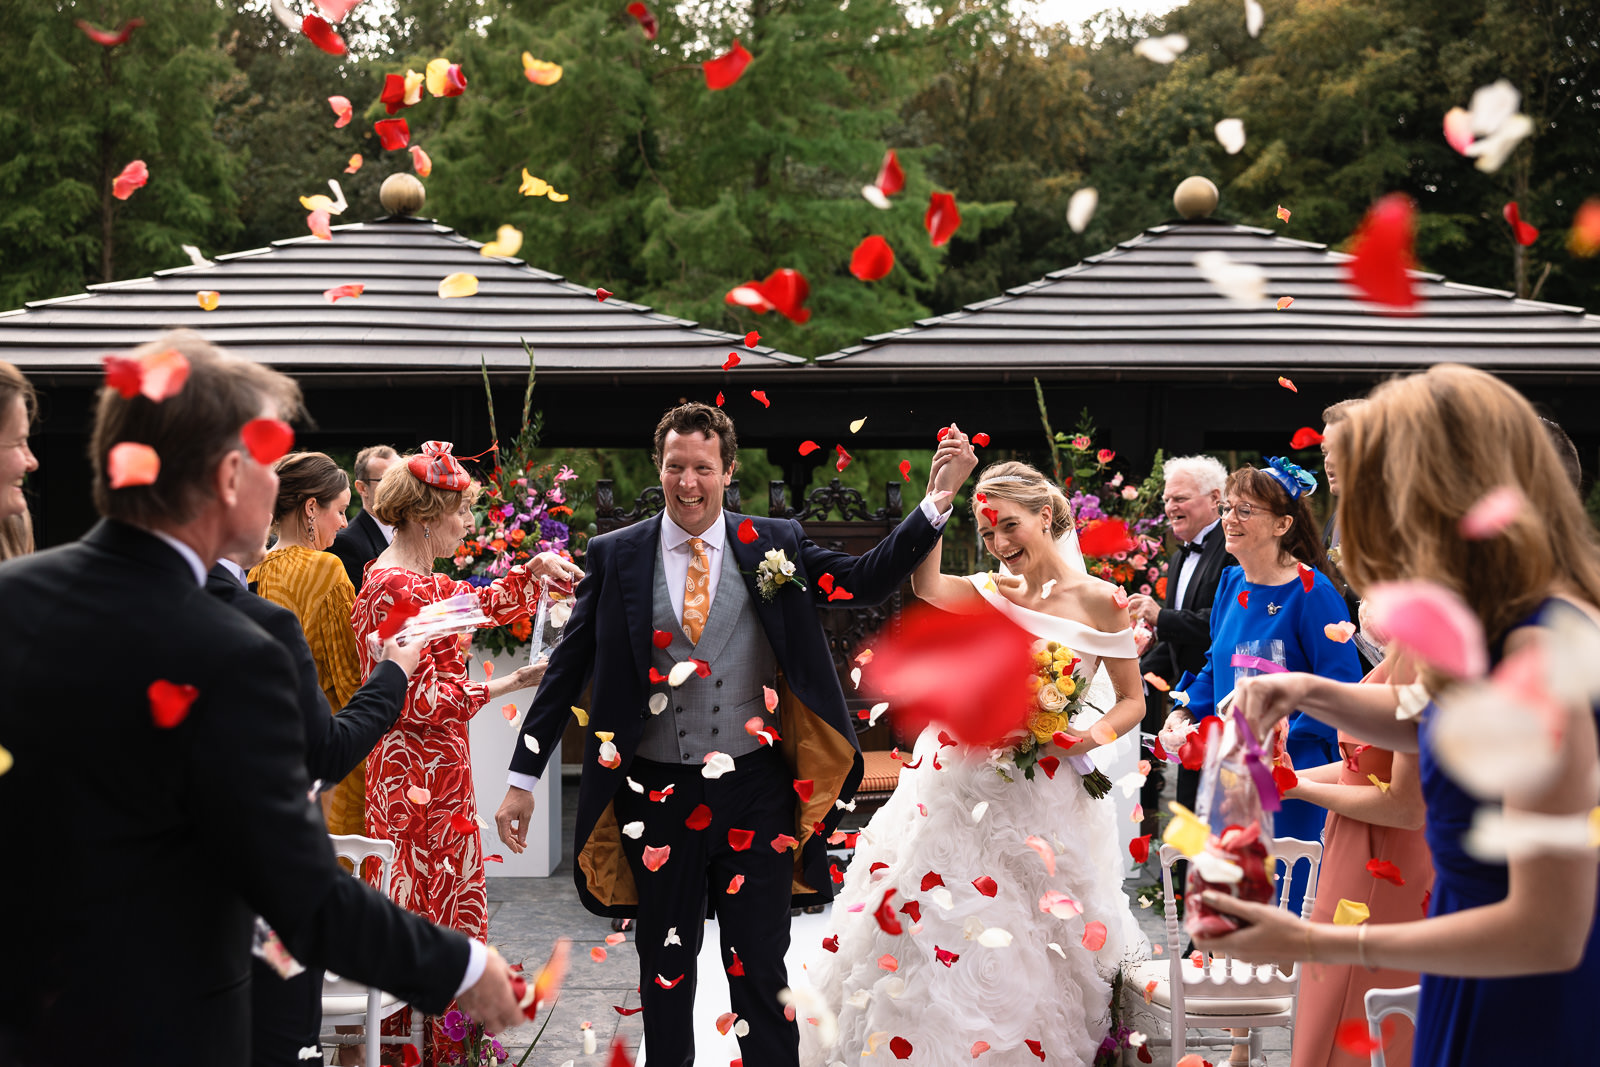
635, 540, 780, 766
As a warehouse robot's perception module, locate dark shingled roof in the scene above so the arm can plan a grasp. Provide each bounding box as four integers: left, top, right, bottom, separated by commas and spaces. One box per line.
816, 219, 1600, 380
0, 215, 800, 383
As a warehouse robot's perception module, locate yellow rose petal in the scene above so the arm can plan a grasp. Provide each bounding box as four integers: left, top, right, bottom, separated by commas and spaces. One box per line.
437, 272, 478, 299
1367, 773, 1391, 793
595, 730, 615, 742
425, 58, 454, 98
519, 169, 551, 197
1163, 801, 1209, 858
299, 194, 335, 212
849, 417, 867, 433
1589, 806, 1600, 847
521, 54, 564, 86
404, 69, 425, 106
570, 705, 589, 727
480, 224, 524, 259
1332, 898, 1370, 926
0, 742, 12, 776
546, 189, 569, 202
196, 290, 220, 311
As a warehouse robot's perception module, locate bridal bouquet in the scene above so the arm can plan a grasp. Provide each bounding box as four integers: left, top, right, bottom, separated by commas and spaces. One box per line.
1004, 639, 1114, 798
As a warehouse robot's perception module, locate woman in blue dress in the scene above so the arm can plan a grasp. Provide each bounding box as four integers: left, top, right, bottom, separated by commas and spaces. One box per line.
1194, 364, 1600, 1067
1169, 458, 1363, 914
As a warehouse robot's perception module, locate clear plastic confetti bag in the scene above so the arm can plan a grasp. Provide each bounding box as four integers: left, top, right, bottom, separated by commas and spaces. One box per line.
527, 577, 574, 666
395, 591, 491, 645
1183, 701, 1281, 939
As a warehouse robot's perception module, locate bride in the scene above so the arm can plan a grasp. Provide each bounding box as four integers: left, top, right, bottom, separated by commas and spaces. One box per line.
803, 458, 1148, 1067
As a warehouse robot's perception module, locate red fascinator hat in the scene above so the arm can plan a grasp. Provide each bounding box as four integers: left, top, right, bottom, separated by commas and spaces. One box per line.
407, 441, 472, 491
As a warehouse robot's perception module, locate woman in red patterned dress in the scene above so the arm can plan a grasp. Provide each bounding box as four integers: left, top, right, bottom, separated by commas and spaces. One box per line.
350, 442, 582, 1062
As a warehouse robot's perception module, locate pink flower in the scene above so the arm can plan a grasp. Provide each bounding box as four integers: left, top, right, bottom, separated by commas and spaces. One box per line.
1114, 552, 1128, 562
1097, 448, 1116, 464
1072, 435, 1091, 450
1132, 554, 1148, 568
1147, 567, 1160, 581
547, 488, 565, 504
1109, 473, 1124, 488
1139, 584, 1153, 595
556, 464, 578, 482
1121, 486, 1139, 500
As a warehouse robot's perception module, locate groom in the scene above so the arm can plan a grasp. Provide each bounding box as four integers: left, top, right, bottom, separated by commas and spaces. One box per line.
497, 403, 975, 1066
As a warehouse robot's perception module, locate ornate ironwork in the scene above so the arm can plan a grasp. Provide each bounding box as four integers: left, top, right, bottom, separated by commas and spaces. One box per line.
770, 478, 904, 522
595, 480, 739, 534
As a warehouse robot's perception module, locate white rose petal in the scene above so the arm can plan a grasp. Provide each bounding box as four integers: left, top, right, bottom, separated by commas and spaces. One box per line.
851, 667, 862, 690
702, 751, 736, 778
970, 801, 989, 823
664, 927, 681, 946
648, 692, 669, 716
835, 798, 857, 811
1193, 850, 1245, 884
868, 701, 890, 727
779, 987, 837, 1048
845, 989, 871, 1009
1066, 187, 1098, 234
1040, 579, 1056, 600
1195, 250, 1267, 305
626, 776, 645, 794
930, 887, 955, 911
1214, 118, 1246, 155
522, 734, 540, 755
1133, 33, 1188, 63
622, 820, 644, 839
1466, 112, 1533, 173
548, 600, 573, 628
861, 184, 891, 210
733, 1020, 750, 1038
882, 976, 906, 999
1245, 0, 1263, 37
1047, 942, 1067, 959
598, 740, 619, 765
1129, 1031, 1148, 1049
978, 927, 1014, 948
962, 916, 986, 941
1114, 770, 1147, 798
668, 661, 698, 687
1468, 78, 1520, 136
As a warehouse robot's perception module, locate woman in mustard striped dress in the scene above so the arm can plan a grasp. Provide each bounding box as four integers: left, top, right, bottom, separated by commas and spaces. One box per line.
249, 451, 367, 835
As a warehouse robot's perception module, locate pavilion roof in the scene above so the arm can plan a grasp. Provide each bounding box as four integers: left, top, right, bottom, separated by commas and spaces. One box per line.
815, 218, 1600, 381
0, 215, 799, 384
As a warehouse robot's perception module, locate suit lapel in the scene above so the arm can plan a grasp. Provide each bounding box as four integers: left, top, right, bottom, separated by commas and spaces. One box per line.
617, 515, 663, 679
723, 512, 789, 665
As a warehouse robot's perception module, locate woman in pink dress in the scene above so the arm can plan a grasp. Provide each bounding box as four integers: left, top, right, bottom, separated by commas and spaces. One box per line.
349, 442, 582, 1064
1286, 654, 1435, 1067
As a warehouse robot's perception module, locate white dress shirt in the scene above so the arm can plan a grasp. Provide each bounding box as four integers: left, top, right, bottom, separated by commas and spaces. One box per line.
216, 557, 249, 587
373, 515, 396, 544
1172, 517, 1220, 611
150, 530, 208, 586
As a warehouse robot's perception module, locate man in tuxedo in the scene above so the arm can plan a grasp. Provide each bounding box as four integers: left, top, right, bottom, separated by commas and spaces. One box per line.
1128, 455, 1235, 833
495, 403, 976, 1067
0, 332, 522, 1066
327, 444, 398, 589
209, 537, 414, 1065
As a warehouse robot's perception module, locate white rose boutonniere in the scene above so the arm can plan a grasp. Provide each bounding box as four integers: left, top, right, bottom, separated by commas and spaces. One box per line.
755, 548, 807, 602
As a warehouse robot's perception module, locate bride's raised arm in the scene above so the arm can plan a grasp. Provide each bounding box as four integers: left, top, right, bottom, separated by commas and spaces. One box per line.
910, 438, 985, 611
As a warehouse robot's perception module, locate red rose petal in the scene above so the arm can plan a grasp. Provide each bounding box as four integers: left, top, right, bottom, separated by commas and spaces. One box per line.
148, 679, 199, 728
649, 785, 675, 802
625, 1, 658, 39
715, 392, 725, 407
111, 160, 148, 201
871, 605, 1036, 747
77, 17, 144, 47
1026, 1040, 1046, 1061
751, 390, 770, 408
380, 74, 415, 115
726, 874, 745, 893
1503, 201, 1539, 246
726, 268, 811, 324
972, 876, 998, 898
691, 658, 712, 678
1272, 764, 1299, 796
899, 460, 911, 482
449, 811, 475, 835
649, 667, 668, 684
703, 40, 753, 90
1130, 833, 1152, 864
1346, 193, 1418, 310
1037, 755, 1060, 779
822, 934, 840, 952
1334, 1018, 1393, 1055
836, 444, 852, 472
972, 432, 990, 447
794, 779, 814, 802
102, 355, 143, 399
925, 191, 962, 247
849, 235, 895, 281
596, 287, 613, 301
728, 827, 755, 851
652, 629, 674, 649
981, 506, 999, 526
324, 283, 365, 303
935, 945, 959, 967
1076, 518, 1136, 558
745, 331, 760, 347
1367, 858, 1406, 886
771, 833, 798, 851
374, 118, 410, 151
655, 973, 684, 988
815, 572, 835, 594
827, 585, 853, 602
1298, 562, 1315, 592
642, 845, 671, 871
375, 598, 420, 641
1238, 590, 1250, 609
890, 1036, 913, 1059
737, 518, 758, 543
921, 871, 945, 891
722, 352, 741, 370
301, 14, 348, 55
1289, 426, 1324, 449
240, 418, 295, 465
108, 442, 160, 489
874, 150, 905, 197
901, 900, 921, 922
798, 440, 820, 456
727, 949, 744, 975
1082, 920, 1107, 951
614, 1004, 645, 1015
874, 889, 904, 935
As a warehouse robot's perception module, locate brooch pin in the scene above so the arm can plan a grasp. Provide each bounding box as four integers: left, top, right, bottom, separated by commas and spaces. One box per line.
1267, 602, 1282, 615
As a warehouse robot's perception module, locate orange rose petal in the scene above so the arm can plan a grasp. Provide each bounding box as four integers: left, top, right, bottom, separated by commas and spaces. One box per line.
107, 442, 160, 488
196, 290, 220, 311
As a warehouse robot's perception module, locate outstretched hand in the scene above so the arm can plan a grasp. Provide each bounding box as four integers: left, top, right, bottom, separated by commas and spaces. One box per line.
928, 425, 979, 503
1190, 891, 1311, 965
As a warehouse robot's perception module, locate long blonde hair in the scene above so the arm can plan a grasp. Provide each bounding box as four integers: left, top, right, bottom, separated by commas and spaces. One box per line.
1335, 364, 1600, 644
0, 510, 32, 560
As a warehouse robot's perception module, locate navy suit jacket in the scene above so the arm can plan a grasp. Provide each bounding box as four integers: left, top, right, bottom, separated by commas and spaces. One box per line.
327, 510, 387, 592
512, 505, 944, 916
0, 522, 469, 1066
205, 563, 403, 785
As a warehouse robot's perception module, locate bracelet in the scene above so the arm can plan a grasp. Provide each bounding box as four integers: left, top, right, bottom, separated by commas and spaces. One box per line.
1303, 923, 1315, 963
1357, 924, 1376, 971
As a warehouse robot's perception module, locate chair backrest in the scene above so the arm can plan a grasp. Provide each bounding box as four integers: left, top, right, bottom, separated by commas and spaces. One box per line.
1363, 984, 1421, 1067
1157, 836, 1324, 1017
330, 834, 396, 895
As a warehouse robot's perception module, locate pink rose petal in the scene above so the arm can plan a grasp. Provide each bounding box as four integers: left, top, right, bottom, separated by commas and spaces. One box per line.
1366, 580, 1487, 680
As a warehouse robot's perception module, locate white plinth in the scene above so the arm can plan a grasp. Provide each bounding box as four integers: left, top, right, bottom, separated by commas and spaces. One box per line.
467, 649, 562, 877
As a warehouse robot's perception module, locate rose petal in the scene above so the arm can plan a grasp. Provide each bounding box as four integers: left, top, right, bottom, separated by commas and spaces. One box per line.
925, 191, 962, 247
405, 785, 431, 805
409, 145, 433, 178
111, 159, 149, 201
1365, 579, 1487, 679
196, 290, 221, 311
703, 40, 753, 90
1460, 485, 1526, 540
1289, 426, 1323, 449
137, 348, 190, 402
374, 118, 410, 151
147, 679, 198, 728
307, 210, 332, 241
344, 153, 363, 173
1081, 920, 1107, 951
324, 283, 364, 303
240, 418, 295, 465
437, 272, 478, 299
1133, 34, 1188, 63
328, 95, 353, 127
77, 18, 144, 47
642, 845, 671, 871
522, 54, 564, 85
1332, 898, 1370, 925
1345, 193, 1418, 309
108, 442, 161, 488
300, 15, 347, 55
850, 235, 895, 281
1067, 187, 1098, 233
1214, 118, 1246, 155
702, 751, 735, 778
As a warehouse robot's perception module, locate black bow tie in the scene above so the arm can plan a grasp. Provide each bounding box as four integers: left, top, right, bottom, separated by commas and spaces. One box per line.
1175, 541, 1198, 558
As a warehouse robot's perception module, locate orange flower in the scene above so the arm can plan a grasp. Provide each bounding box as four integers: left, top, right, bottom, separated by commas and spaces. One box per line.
490, 538, 506, 553
1156, 576, 1168, 600
510, 616, 533, 641
548, 505, 574, 518
509, 528, 527, 546
515, 550, 529, 560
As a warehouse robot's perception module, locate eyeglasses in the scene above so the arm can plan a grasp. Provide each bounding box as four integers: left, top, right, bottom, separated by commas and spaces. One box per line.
1219, 502, 1260, 521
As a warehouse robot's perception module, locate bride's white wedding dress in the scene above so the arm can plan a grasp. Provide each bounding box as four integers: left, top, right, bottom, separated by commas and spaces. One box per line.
801, 576, 1147, 1067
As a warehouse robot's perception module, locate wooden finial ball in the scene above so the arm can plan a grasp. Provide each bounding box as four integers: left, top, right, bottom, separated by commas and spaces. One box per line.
380, 173, 426, 216
1174, 176, 1220, 219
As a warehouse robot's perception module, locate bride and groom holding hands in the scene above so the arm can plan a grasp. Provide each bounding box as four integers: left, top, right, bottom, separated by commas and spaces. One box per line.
496, 401, 1145, 1066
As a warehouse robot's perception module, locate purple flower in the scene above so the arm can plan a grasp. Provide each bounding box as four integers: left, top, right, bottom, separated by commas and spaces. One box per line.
490, 1039, 507, 1062
465, 575, 492, 587
442, 1009, 468, 1042
499, 503, 516, 518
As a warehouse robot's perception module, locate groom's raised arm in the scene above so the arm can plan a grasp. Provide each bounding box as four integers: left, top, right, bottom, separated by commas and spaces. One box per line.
507, 535, 607, 783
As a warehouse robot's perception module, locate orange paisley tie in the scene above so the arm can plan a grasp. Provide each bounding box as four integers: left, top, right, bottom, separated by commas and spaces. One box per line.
683, 537, 711, 644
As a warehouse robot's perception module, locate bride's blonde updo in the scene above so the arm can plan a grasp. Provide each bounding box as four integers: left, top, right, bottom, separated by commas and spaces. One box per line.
972, 461, 1074, 539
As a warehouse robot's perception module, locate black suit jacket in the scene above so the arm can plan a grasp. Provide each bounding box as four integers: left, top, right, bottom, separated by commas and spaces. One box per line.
511, 506, 944, 917
206, 564, 403, 785
327, 510, 387, 591
1141, 529, 1236, 683
0, 521, 469, 1066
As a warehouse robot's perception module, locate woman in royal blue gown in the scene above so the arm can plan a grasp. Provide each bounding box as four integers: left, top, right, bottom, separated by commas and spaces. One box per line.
1193, 364, 1600, 1067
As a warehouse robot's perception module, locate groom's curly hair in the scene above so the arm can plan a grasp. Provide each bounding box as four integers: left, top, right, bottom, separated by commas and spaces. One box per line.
652, 402, 738, 472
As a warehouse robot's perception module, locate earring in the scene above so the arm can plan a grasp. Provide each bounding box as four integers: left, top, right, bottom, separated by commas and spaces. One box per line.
423, 525, 431, 540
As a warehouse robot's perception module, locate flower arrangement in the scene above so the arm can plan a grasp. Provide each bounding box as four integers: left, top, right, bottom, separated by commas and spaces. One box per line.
1003, 637, 1113, 799
447, 344, 586, 657
755, 547, 806, 600
1035, 384, 1172, 601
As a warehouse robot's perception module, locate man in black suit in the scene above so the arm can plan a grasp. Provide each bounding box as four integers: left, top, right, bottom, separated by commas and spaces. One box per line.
0, 332, 522, 1066
209, 537, 415, 1065
327, 444, 398, 590
494, 404, 976, 1067
1128, 455, 1235, 834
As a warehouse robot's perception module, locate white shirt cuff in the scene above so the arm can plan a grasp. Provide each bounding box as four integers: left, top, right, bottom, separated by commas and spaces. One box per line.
507, 770, 540, 792
918, 494, 952, 529
455, 939, 488, 998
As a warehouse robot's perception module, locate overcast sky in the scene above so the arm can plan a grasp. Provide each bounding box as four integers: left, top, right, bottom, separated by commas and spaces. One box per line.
1024, 0, 1178, 29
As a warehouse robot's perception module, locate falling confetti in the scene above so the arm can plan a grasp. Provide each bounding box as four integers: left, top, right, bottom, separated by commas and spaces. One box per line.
1503, 202, 1539, 246
1214, 119, 1246, 155
409, 145, 433, 178
522, 53, 564, 85
438, 273, 479, 299
703, 40, 753, 90
850, 235, 895, 281
147, 679, 199, 727
196, 290, 221, 311
112, 160, 148, 201
374, 119, 410, 151
596, 287, 613, 301
1067, 188, 1098, 234
108, 443, 160, 488
726, 269, 811, 324
328, 95, 353, 127
1346, 193, 1418, 309
323, 283, 364, 303
1278, 376, 1297, 392
925, 191, 962, 247
77, 17, 144, 47
626, 1, 659, 39
1133, 34, 1188, 63
1276, 296, 1294, 310
425, 58, 468, 98
1276, 204, 1292, 224
480, 224, 524, 258
343, 154, 363, 173
301, 15, 347, 55
722, 352, 741, 370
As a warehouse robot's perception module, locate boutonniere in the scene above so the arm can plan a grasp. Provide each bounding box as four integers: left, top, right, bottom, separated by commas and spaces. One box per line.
755, 548, 807, 602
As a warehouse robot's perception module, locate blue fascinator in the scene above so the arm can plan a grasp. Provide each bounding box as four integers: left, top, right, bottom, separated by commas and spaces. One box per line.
1263, 456, 1318, 500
